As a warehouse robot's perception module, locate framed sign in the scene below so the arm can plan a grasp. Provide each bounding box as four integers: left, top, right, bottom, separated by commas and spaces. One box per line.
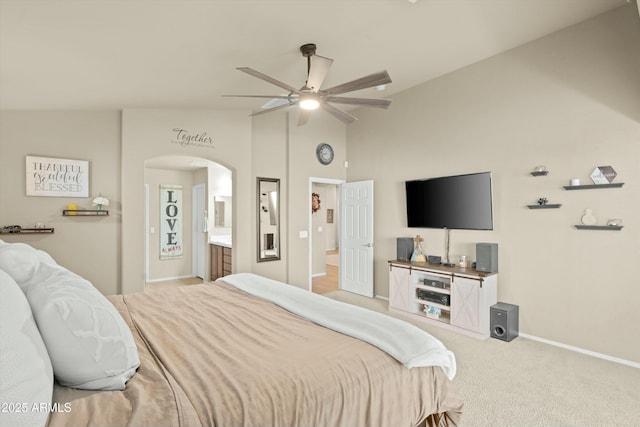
26, 156, 89, 197
160, 184, 183, 259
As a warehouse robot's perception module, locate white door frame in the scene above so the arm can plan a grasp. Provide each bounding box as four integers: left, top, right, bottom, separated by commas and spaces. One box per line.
308, 177, 345, 291
192, 184, 206, 279
144, 184, 149, 282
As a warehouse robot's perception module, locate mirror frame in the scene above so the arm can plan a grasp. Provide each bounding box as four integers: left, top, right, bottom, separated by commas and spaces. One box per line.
257, 177, 281, 262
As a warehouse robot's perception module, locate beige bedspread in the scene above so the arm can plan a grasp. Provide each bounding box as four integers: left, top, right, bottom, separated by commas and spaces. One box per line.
47, 281, 463, 427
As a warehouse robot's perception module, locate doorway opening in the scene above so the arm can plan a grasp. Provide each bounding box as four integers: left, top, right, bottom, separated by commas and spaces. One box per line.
309, 178, 344, 294
143, 155, 232, 290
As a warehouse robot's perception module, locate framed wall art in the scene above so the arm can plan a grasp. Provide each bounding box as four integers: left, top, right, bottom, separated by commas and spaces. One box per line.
160, 184, 183, 259
25, 155, 89, 197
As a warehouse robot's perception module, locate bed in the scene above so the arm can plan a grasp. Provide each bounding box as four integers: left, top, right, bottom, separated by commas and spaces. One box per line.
0, 241, 463, 427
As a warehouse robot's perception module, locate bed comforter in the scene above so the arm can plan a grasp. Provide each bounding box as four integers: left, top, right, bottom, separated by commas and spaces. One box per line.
47, 280, 463, 427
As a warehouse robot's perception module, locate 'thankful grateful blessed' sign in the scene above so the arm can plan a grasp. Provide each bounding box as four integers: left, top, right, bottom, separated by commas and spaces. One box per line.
26, 156, 89, 197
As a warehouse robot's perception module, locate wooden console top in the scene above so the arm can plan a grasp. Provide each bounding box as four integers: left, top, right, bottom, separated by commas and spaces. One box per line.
388, 259, 497, 278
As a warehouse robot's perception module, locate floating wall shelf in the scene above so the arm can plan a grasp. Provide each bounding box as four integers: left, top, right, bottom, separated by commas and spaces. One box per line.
63, 209, 109, 216
574, 225, 623, 231
0, 228, 55, 234
563, 183, 624, 190
530, 171, 549, 176
527, 204, 562, 209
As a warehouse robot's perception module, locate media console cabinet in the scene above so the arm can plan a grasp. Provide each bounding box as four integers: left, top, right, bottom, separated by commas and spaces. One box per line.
388, 260, 497, 340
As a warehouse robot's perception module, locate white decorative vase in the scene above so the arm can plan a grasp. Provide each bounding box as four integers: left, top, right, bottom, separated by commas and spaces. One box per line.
581, 209, 597, 225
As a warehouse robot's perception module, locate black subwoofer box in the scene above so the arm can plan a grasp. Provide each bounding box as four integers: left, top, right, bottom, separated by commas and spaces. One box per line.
490, 302, 519, 342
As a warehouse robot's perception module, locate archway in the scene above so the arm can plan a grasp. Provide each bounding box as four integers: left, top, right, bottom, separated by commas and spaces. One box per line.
143, 155, 232, 288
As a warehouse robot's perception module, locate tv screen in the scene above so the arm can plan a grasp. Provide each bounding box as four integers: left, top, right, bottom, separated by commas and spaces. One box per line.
405, 172, 493, 230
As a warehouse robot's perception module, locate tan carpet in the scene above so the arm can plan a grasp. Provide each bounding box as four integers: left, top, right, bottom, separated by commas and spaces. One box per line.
323, 290, 640, 427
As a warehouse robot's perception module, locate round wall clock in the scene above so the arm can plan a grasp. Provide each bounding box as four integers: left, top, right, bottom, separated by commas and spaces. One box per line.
316, 143, 334, 165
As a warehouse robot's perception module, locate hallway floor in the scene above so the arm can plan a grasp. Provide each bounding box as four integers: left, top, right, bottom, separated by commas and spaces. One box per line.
145, 276, 203, 292
312, 249, 339, 294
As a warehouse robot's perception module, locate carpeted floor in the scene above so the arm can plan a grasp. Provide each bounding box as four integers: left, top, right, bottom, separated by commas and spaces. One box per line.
323, 290, 640, 427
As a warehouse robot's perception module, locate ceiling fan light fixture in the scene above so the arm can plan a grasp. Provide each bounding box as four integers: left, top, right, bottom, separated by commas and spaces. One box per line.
226, 43, 392, 125
299, 95, 320, 110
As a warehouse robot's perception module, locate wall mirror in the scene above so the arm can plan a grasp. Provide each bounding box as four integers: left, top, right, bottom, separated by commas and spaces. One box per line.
257, 177, 280, 262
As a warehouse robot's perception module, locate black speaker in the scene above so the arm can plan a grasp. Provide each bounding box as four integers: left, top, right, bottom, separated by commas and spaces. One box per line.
396, 238, 414, 261
476, 242, 498, 273
490, 302, 519, 342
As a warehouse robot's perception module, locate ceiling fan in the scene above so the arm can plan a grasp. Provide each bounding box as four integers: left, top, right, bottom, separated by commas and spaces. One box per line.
224, 43, 392, 126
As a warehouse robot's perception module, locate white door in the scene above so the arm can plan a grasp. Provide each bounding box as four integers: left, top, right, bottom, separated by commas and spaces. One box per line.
192, 184, 206, 279
340, 180, 374, 297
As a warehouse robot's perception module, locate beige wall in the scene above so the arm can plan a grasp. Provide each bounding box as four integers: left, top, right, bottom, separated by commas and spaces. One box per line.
250, 113, 289, 280
250, 112, 347, 286
346, 5, 640, 363
0, 111, 121, 295
0, 108, 346, 295
121, 109, 254, 293
287, 114, 347, 288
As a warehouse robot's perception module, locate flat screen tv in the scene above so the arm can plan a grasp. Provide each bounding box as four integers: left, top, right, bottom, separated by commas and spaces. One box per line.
405, 172, 493, 230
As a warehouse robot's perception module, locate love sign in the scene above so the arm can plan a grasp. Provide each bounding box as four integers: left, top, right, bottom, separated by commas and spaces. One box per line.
160, 184, 183, 259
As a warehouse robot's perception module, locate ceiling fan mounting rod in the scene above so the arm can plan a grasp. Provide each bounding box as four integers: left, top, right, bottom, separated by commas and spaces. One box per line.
300, 43, 317, 87
299, 43, 317, 57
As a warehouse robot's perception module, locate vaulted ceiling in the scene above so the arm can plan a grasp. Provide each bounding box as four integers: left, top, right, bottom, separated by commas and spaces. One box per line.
0, 0, 633, 111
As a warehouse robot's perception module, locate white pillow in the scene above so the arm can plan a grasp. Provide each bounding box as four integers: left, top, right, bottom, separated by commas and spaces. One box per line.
25, 261, 140, 390
0, 269, 54, 427
0, 242, 57, 287
0, 241, 140, 390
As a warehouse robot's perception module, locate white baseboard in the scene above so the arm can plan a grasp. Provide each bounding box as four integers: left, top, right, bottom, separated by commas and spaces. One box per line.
312, 273, 327, 278
146, 274, 195, 283
372, 296, 639, 368
520, 333, 640, 369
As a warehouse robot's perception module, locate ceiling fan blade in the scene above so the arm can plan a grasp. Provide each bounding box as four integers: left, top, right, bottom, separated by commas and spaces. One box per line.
306, 55, 333, 92
326, 96, 391, 109
237, 67, 300, 94
297, 109, 311, 127
249, 100, 297, 117
322, 70, 392, 96
222, 94, 293, 99
321, 102, 357, 124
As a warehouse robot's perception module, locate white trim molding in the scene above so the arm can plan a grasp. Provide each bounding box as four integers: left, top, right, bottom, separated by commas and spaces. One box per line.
520, 333, 640, 369
145, 275, 195, 283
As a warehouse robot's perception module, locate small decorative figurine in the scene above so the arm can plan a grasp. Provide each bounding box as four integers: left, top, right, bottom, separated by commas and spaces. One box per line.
411, 235, 426, 262
581, 209, 597, 226
537, 197, 548, 205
